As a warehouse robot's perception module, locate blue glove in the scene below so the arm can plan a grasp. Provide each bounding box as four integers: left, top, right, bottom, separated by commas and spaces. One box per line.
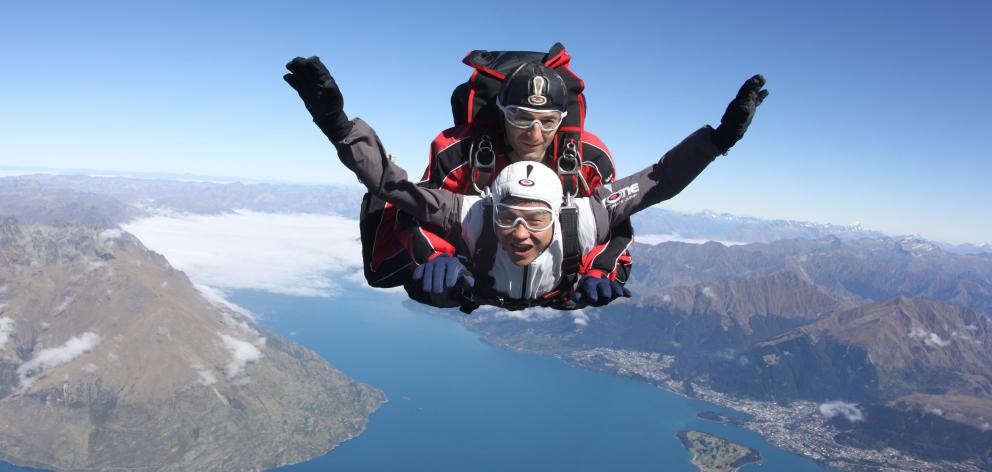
572, 275, 632, 307
412, 255, 475, 296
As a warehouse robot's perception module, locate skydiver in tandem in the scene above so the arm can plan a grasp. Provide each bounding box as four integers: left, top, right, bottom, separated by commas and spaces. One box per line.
370, 45, 638, 311
284, 54, 767, 313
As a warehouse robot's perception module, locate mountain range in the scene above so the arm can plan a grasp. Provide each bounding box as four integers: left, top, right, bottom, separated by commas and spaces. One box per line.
453, 236, 992, 467
2, 174, 988, 253
2, 173, 990, 469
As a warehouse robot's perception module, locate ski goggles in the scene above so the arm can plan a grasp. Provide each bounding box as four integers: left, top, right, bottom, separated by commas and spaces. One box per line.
497, 103, 567, 132
494, 203, 556, 232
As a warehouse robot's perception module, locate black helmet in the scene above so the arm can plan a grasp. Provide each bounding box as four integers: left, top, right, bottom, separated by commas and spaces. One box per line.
497, 62, 568, 112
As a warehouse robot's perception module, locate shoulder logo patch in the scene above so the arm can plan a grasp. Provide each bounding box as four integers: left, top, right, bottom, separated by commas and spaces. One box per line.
603, 182, 639, 207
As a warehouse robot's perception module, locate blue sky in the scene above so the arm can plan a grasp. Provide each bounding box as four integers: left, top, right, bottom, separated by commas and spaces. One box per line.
1, 1, 989, 244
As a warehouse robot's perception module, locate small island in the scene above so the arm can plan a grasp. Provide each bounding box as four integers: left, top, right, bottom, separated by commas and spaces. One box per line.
677, 430, 762, 472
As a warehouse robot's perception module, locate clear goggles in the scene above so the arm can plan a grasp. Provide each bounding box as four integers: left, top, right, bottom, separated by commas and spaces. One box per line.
494, 203, 556, 232
498, 103, 567, 132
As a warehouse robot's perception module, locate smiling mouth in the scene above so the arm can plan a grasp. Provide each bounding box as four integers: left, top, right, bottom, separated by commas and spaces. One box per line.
510, 243, 532, 256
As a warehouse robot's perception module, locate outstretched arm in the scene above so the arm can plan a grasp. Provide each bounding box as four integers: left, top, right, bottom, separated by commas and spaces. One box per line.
285, 56, 462, 232
591, 75, 769, 234
332, 119, 462, 232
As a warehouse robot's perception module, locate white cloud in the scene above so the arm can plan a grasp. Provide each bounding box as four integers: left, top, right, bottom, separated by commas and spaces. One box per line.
474, 306, 594, 326
196, 284, 256, 323
819, 401, 865, 422
0, 318, 14, 350
714, 349, 735, 360
909, 327, 951, 348
191, 363, 217, 386
122, 211, 364, 297
54, 295, 75, 313
346, 268, 406, 293
701, 286, 717, 300
964, 324, 978, 332
98, 228, 122, 244
636, 234, 747, 246
480, 305, 565, 322
218, 333, 263, 379
17, 332, 101, 388
82, 363, 99, 373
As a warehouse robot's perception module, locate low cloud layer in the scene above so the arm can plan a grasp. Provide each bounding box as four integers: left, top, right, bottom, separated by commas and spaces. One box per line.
482, 306, 564, 322
636, 234, 747, 246
480, 306, 592, 327
123, 211, 364, 297
819, 401, 865, 422
18, 332, 101, 388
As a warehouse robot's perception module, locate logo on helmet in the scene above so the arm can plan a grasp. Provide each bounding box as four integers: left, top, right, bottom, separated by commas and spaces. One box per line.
518, 179, 535, 187
527, 76, 548, 106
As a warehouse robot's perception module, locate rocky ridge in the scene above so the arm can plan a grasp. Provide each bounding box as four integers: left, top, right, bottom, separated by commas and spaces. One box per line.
0, 217, 384, 470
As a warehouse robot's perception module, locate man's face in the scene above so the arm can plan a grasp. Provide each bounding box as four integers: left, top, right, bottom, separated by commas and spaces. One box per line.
494, 199, 555, 266
503, 109, 559, 163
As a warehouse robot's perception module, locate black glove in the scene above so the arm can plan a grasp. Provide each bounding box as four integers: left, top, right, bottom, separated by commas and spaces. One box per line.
284, 56, 353, 141
712, 74, 769, 153
572, 275, 632, 307
412, 255, 475, 306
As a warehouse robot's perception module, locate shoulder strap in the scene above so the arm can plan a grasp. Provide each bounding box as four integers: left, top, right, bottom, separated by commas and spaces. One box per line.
459, 198, 498, 314
471, 199, 498, 290
558, 204, 581, 286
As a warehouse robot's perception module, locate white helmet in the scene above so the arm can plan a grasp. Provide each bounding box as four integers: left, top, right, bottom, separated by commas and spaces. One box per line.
491, 161, 563, 214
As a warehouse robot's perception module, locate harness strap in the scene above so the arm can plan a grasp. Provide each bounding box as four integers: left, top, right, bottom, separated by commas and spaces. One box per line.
471, 133, 496, 194
460, 200, 496, 313
557, 133, 581, 198
559, 205, 581, 282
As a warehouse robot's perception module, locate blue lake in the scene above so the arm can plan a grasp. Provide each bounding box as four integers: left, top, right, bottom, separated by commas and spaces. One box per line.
0, 281, 833, 471
236, 282, 832, 472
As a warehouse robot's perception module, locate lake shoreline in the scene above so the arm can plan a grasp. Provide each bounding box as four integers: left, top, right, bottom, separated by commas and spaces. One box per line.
447, 318, 978, 471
